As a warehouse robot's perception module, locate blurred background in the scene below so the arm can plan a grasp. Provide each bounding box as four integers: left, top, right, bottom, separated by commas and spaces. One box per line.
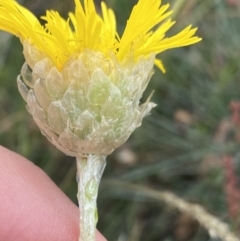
1, 0, 240, 240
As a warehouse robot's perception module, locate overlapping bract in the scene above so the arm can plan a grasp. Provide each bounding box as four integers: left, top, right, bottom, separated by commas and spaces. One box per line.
18, 45, 155, 156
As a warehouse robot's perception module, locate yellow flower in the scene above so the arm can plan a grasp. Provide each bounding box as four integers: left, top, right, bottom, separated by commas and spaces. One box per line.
0, 0, 201, 157
0, 0, 201, 72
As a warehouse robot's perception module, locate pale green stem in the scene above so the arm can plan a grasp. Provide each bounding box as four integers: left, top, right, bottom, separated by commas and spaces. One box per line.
76, 155, 106, 241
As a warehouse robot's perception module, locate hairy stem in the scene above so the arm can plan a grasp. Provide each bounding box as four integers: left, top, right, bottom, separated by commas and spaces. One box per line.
76, 155, 106, 241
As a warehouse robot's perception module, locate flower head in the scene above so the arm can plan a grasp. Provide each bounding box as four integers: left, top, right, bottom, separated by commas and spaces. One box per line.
0, 0, 201, 157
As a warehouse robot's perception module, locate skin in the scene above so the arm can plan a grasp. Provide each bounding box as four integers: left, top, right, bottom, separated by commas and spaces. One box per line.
0, 145, 106, 241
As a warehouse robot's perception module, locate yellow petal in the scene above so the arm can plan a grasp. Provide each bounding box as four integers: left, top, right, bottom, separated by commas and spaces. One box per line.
0, 0, 201, 72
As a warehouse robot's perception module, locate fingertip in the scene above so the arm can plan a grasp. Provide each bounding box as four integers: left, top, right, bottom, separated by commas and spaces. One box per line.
0, 146, 106, 241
